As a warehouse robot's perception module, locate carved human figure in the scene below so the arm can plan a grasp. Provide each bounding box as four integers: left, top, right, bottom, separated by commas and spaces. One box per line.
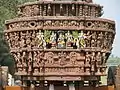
33, 51, 39, 67
37, 51, 44, 66
78, 31, 85, 48
45, 52, 54, 66
50, 31, 56, 48
14, 32, 20, 49
65, 31, 73, 48
59, 52, 67, 66
97, 32, 103, 47
57, 33, 65, 49
84, 31, 91, 47
28, 52, 32, 74
83, 5, 88, 16
102, 53, 107, 65
31, 31, 38, 48
36, 30, 44, 48
20, 32, 26, 48
47, 4, 51, 16
85, 52, 91, 66
91, 32, 97, 47
9, 33, 15, 48
17, 52, 22, 67
91, 52, 96, 72
22, 52, 27, 67
26, 31, 32, 48
102, 32, 108, 50
96, 52, 101, 65
70, 52, 77, 65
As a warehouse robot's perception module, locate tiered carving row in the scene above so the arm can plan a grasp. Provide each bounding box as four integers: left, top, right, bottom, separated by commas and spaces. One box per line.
12, 51, 106, 77
17, 1, 103, 17
5, 17, 115, 31
5, 30, 114, 51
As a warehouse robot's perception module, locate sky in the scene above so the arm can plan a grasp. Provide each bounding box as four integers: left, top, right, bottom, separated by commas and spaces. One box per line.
94, 0, 120, 57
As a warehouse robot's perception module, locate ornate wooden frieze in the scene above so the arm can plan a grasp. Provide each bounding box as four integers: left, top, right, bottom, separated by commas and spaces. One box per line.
17, 1, 102, 17
4, 0, 115, 82
13, 50, 106, 78
5, 17, 115, 32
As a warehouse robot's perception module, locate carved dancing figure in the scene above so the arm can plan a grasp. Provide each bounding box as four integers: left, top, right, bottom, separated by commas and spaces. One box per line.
78, 31, 85, 48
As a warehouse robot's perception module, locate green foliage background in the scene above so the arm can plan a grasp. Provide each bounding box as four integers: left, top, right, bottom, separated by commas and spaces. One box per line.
0, 0, 36, 75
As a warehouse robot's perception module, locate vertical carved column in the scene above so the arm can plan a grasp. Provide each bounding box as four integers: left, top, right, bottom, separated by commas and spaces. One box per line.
40, 4, 42, 16
79, 5, 83, 16
66, 5, 69, 16
91, 7, 95, 17
88, 6, 91, 17
76, 4, 78, 16
53, 4, 56, 16
43, 4, 47, 16
95, 7, 98, 17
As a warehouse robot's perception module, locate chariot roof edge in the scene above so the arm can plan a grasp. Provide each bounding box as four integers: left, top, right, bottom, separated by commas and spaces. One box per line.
5, 16, 115, 25
17, 1, 102, 8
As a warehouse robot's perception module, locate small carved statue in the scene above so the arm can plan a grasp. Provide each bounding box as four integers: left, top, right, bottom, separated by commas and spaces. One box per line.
36, 30, 44, 48
20, 32, 26, 48
65, 31, 73, 48
91, 52, 96, 71
33, 51, 39, 67
17, 52, 22, 67
50, 31, 56, 48
97, 32, 103, 47
78, 31, 85, 48
85, 52, 91, 66
84, 31, 91, 47
22, 52, 27, 67
57, 33, 65, 49
96, 52, 101, 65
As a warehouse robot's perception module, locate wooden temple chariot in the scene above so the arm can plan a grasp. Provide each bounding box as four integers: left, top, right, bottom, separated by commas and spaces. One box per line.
4, 0, 115, 89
